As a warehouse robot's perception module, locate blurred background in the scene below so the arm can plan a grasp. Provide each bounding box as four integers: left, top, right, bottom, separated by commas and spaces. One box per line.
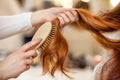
0, 0, 119, 80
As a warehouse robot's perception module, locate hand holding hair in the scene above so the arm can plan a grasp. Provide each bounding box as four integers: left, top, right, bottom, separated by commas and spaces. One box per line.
35, 4, 120, 80
31, 7, 78, 29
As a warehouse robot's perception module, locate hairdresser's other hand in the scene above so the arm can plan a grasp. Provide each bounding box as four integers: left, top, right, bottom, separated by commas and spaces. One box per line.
0, 39, 41, 80
31, 7, 79, 28
57, 8, 79, 27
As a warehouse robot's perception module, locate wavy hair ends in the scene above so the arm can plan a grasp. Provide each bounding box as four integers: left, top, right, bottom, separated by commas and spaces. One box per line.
40, 22, 70, 77
39, 3, 120, 79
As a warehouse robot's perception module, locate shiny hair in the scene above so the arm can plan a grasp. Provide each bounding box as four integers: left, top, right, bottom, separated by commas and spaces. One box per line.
40, 3, 120, 79
40, 20, 69, 77
76, 3, 120, 80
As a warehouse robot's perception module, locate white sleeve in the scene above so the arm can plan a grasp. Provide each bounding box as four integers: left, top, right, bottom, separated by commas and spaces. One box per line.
0, 12, 33, 39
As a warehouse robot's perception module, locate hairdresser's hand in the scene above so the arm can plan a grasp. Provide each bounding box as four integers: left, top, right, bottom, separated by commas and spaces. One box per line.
31, 7, 79, 28
0, 39, 41, 80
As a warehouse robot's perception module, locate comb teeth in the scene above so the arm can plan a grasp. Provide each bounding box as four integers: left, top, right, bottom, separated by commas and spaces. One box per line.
37, 25, 56, 51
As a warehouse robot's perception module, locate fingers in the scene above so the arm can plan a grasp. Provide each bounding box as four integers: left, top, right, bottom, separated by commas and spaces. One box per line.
57, 15, 66, 27
57, 9, 78, 27
50, 7, 69, 13
65, 11, 76, 22
21, 39, 41, 51
22, 64, 30, 72
22, 50, 38, 71
26, 65, 30, 70
69, 9, 79, 21
25, 59, 33, 65
25, 50, 38, 58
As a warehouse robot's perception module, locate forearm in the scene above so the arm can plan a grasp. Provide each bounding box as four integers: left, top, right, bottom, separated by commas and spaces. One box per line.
0, 12, 32, 39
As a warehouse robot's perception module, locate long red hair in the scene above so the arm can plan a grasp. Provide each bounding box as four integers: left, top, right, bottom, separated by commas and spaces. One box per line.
40, 20, 69, 77
40, 3, 120, 79
76, 3, 120, 80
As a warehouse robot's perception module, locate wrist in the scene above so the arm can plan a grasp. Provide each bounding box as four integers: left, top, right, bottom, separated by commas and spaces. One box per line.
31, 11, 46, 28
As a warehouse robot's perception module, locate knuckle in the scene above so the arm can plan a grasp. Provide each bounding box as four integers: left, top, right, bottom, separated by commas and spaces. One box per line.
66, 19, 70, 23
26, 50, 37, 58
71, 18, 75, 22
30, 50, 36, 55
57, 16, 61, 21
30, 60, 33, 64
22, 65, 27, 71
58, 14, 62, 18
60, 13, 64, 16
24, 65, 30, 71
74, 11, 78, 16
33, 50, 36, 53
66, 11, 70, 15
26, 66, 30, 70
34, 52, 38, 57
61, 22, 65, 27
61, 21, 65, 24
19, 63, 26, 70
